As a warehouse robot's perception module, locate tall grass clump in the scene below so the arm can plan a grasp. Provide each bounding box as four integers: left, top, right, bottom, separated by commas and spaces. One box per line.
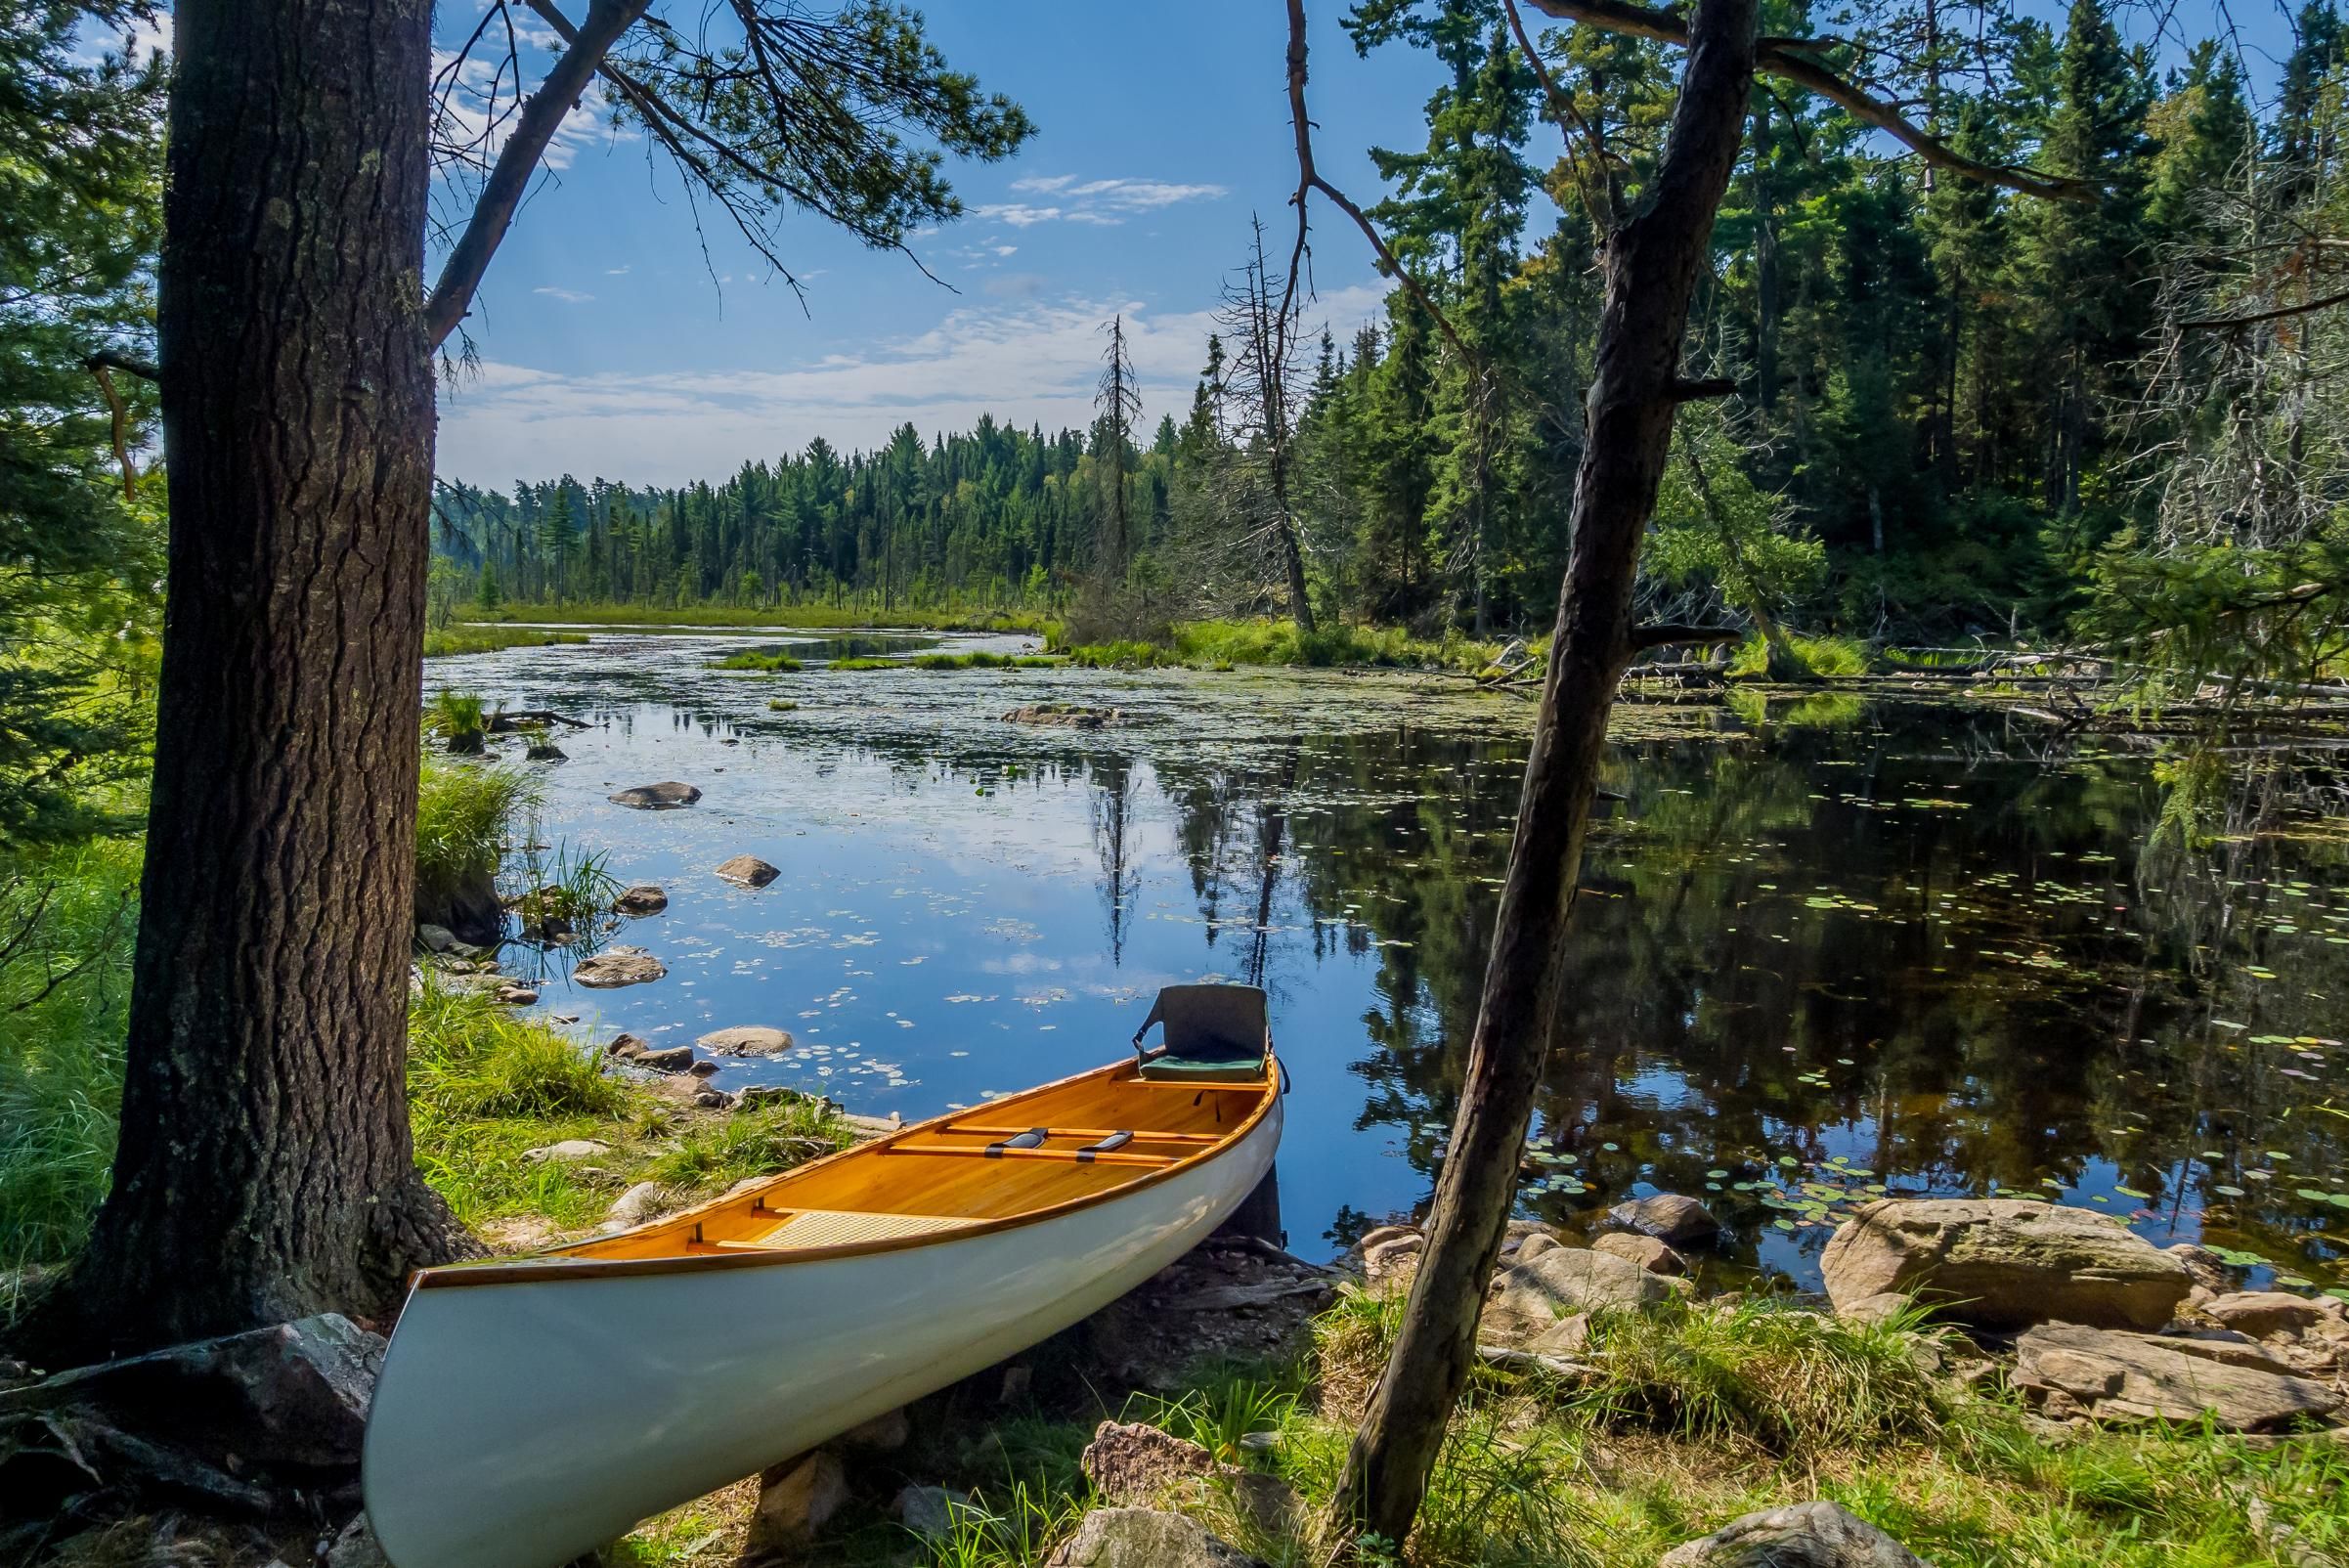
0, 840, 141, 1313
711, 648, 804, 672
409, 980, 627, 1122
1727, 632, 1871, 680
414, 757, 538, 913
646, 1094, 852, 1188
1576, 1297, 1949, 1457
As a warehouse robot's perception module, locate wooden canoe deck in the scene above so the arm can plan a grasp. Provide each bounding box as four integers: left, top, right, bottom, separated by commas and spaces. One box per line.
560, 1060, 1276, 1263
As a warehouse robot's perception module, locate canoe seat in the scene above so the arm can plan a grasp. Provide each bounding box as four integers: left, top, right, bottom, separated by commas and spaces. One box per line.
1132, 983, 1271, 1083
734, 1209, 980, 1250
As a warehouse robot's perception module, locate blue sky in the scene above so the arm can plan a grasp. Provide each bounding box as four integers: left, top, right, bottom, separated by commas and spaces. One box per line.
95, 2, 2313, 489
432, 3, 1448, 487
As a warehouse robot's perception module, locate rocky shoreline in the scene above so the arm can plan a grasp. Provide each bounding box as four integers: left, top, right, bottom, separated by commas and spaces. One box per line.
6, 1182, 2341, 1568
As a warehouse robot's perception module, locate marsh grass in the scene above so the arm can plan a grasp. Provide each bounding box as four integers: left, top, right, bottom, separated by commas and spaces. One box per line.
415, 758, 538, 914
908, 651, 1062, 670
827, 655, 903, 671
511, 842, 622, 938
1049, 619, 1508, 673
464, 603, 1052, 634
1727, 632, 1873, 679
424, 625, 589, 657
711, 649, 805, 672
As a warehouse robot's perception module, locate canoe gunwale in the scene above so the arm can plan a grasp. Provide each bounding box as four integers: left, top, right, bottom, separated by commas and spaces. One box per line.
407, 1053, 1282, 1290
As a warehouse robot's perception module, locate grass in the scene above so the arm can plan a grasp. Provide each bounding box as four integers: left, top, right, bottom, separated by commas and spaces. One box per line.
414, 757, 539, 917
510, 842, 622, 936
1726, 632, 1874, 680
908, 651, 1063, 671
612, 1281, 2349, 1568
827, 655, 904, 671
0, 839, 140, 1313
464, 602, 1054, 634
424, 625, 590, 657
711, 649, 805, 673
1047, 619, 1513, 675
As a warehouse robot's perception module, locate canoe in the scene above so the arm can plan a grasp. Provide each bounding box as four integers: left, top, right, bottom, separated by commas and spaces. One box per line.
362, 994, 1283, 1568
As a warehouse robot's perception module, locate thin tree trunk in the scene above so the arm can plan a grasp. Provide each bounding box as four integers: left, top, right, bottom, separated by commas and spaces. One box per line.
1327, 0, 1760, 1542
18, 0, 473, 1363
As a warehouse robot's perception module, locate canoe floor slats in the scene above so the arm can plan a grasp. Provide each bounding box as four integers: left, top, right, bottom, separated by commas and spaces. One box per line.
749, 1209, 979, 1249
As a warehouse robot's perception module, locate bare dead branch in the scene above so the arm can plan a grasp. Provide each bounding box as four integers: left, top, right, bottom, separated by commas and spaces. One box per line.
1283, 0, 1471, 363
2177, 287, 2349, 331
1630, 623, 1746, 650
87, 362, 136, 499
426, 0, 653, 349
1525, 0, 2097, 202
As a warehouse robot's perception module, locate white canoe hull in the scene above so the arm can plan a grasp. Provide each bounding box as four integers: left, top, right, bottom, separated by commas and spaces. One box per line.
362, 1094, 1281, 1568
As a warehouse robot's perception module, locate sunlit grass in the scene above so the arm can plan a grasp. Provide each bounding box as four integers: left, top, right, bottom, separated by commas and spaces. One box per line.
711, 649, 804, 672
424, 625, 589, 657
414, 757, 538, 918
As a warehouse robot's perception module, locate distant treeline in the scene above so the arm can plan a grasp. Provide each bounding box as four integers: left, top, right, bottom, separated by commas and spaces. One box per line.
434, 0, 2349, 655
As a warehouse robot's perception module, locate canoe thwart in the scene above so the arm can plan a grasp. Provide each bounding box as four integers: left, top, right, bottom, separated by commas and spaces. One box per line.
983, 1127, 1050, 1155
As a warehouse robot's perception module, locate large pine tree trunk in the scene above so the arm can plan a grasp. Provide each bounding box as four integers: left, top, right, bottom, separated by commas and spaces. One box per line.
1327, 0, 1760, 1543
22, 0, 471, 1362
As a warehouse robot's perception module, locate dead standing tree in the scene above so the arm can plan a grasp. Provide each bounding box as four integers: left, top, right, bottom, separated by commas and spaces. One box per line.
1282, 0, 2094, 1546
18, 0, 1028, 1365
1225, 214, 1317, 636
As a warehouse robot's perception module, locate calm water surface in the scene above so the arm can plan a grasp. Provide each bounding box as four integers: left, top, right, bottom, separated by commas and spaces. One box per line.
435, 629, 2349, 1295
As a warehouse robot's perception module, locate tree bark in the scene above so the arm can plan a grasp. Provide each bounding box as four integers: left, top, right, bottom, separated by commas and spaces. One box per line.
17, 0, 472, 1364
1327, 0, 1760, 1544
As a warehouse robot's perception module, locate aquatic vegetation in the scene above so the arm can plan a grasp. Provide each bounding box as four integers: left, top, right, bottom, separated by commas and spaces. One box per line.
827, 655, 905, 671
910, 650, 1063, 670
414, 757, 538, 918
424, 625, 589, 658
1726, 632, 1872, 679
510, 843, 623, 939
712, 649, 805, 673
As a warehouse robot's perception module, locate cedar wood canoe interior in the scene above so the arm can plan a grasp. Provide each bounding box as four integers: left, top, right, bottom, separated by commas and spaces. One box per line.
409, 1054, 1283, 1288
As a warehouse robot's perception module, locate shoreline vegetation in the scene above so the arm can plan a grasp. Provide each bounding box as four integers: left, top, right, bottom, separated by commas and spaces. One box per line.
6, 696, 2346, 1568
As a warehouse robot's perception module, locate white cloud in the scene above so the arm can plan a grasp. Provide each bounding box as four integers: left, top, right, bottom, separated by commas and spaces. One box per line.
979, 175, 1229, 229
435, 283, 1386, 487
533, 285, 593, 303
429, 48, 625, 173
605, 265, 631, 276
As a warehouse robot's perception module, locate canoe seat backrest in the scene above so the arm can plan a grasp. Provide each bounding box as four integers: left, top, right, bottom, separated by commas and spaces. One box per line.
1133, 984, 1269, 1081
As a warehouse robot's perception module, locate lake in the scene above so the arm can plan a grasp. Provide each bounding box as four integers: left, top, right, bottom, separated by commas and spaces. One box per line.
432, 627, 2349, 1296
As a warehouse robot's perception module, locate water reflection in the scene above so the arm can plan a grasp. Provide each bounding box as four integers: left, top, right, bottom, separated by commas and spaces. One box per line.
444, 634, 2348, 1293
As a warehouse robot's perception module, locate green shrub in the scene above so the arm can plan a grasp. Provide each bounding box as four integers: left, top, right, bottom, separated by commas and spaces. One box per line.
0, 840, 141, 1308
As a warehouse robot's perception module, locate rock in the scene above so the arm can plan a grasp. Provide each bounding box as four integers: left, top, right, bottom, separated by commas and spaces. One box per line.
325, 1515, 390, 1568
698, 1024, 796, 1056
1356, 1224, 1417, 1252
715, 853, 780, 889
688, 1058, 720, 1077
1609, 1193, 1720, 1246
606, 1182, 667, 1228
1484, 1246, 1676, 1346
523, 1139, 609, 1163
1044, 1508, 1265, 1568
608, 780, 701, 808
1516, 1232, 1564, 1264
842, 1405, 910, 1451
1592, 1233, 1686, 1275
1820, 1198, 2191, 1331
415, 923, 464, 954
1363, 1232, 1423, 1293
1003, 703, 1122, 729
1659, 1500, 1928, 1567
894, 1484, 958, 1544
1229, 1470, 1302, 1535
2012, 1322, 2341, 1430
629, 1043, 696, 1072
572, 945, 667, 987
493, 984, 539, 1006
614, 883, 669, 916
1476, 1345, 1595, 1381
746, 1449, 848, 1555
2166, 1242, 2231, 1294
2203, 1291, 2329, 1340
523, 741, 566, 762
0, 1315, 383, 1511
1081, 1420, 1216, 1503
1837, 1290, 1919, 1327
